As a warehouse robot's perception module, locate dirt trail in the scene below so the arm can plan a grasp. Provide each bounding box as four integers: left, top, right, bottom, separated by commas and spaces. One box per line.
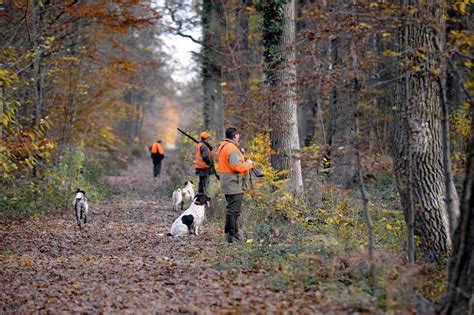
1, 157, 331, 314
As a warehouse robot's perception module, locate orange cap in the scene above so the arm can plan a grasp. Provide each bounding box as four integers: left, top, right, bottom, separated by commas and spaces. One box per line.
200, 131, 210, 139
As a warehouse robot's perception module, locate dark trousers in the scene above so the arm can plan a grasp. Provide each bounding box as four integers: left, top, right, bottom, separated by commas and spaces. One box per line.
153, 160, 162, 177
198, 175, 210, 194
224, 193, 244, 241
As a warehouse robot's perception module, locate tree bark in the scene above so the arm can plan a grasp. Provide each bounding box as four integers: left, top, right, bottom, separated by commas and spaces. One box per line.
270, 0, 304, 195
327, 34, 357, 187
202, 0, 225, 139
392, 0, 457, 262
296, 1, 317, 147
434, 4, 461, 241
441, 105, 474, 314
235, 0, 251, 117
32, 0, 43, 127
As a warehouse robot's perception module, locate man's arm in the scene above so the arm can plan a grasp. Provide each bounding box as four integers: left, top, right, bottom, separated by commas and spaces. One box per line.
229, 150, 253, 174
200, 144, 213, 166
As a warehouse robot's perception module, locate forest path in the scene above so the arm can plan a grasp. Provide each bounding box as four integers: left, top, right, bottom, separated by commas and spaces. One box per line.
1, 156, 330, 314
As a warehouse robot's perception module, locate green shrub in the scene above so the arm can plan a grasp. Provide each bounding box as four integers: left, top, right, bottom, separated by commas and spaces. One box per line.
0, 143, 110, 220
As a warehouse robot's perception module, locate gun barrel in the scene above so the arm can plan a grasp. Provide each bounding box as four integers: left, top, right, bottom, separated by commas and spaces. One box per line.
177, 128, 199, 143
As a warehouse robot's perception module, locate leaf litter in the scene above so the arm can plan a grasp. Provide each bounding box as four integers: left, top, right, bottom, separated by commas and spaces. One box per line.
1, 158, 340, 314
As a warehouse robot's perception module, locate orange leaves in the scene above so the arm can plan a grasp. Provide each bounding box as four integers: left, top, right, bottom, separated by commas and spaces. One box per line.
116, 60, 138, 75
69, 2, 159, 35
21, 256, 33, 268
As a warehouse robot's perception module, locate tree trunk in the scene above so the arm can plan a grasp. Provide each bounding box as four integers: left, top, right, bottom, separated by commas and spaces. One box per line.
202, 0, 212, 133
269, 0, 304, 195
392, 0, 457, 262
327, 34, 357, 187
296, 2, 317, 147
234, 0, 251, 125
202, 0, 225, 139
32, 0, 43, 127
442, 106, 474, 314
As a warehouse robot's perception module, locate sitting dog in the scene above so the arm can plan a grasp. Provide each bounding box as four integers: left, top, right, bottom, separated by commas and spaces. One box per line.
169, 193, 210, 237
73, 189, 89, 229
171, 180, 195, 211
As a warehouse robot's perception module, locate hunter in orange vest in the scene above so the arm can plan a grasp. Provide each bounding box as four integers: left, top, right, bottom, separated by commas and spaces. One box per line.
149, 140, 165, 177
195, 131, 215, 194
217, 127, 253, 243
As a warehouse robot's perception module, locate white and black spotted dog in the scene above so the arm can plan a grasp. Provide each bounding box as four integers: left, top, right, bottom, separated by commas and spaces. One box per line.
168, 193, 210, 237
73, 189, 89, 229
171, 180, 195, 211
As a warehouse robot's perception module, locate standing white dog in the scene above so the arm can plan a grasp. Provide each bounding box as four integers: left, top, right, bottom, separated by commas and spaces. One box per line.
171, 180, 195, 211
73, 189, 89, 229
169, 193, 210, 237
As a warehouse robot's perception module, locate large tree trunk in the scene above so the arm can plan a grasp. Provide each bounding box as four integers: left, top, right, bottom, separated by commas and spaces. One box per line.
327, 33, 357, 187
296, 1, 317, 147
234, 0, 251, 126
442, 108, 474, 314
392, 0, 458, 262
202, 0, 225, 139
270, 0, 304, 195
295, 0, 323, 207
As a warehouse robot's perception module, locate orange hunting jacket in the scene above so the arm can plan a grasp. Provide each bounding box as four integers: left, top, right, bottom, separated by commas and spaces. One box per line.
217, 139, 253, 194
150, 142, 164, 155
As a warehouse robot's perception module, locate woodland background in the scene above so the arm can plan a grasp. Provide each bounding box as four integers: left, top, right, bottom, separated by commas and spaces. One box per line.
0, 0, 473, 313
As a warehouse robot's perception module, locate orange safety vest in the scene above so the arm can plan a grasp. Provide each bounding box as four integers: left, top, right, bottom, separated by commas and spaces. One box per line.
217, 141, 252, 175
195, 142, 210, 169
150, 142, 164, 154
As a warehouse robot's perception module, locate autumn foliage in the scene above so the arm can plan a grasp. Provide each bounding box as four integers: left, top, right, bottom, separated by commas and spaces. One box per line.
0, 1, 166, 214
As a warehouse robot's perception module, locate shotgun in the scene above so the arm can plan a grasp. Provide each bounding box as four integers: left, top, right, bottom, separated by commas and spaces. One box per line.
239, 148, 264, 178
177, 128, 220, 181
177, 128, 199, 144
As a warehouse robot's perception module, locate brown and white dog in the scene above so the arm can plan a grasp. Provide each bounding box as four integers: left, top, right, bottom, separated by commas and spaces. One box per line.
171, 180, 195, 211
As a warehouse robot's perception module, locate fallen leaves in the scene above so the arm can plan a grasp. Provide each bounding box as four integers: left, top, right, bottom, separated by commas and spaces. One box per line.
0, 158, 338, 314
21, 256, 33, 268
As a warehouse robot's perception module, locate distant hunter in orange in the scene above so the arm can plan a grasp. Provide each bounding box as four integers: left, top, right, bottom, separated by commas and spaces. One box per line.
149, 139, 165, 177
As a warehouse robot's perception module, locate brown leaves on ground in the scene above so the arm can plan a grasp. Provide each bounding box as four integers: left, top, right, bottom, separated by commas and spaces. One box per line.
0, 157, 338, 314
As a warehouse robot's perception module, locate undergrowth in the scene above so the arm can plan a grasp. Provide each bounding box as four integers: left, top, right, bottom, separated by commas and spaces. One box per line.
165, 133, 448, 313
0, 144, 112, 220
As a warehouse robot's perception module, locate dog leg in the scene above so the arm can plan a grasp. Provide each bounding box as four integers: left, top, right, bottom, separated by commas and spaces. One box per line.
75, 204, 81, 228
195, 224, 199, 236
189, 223, 196, 235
